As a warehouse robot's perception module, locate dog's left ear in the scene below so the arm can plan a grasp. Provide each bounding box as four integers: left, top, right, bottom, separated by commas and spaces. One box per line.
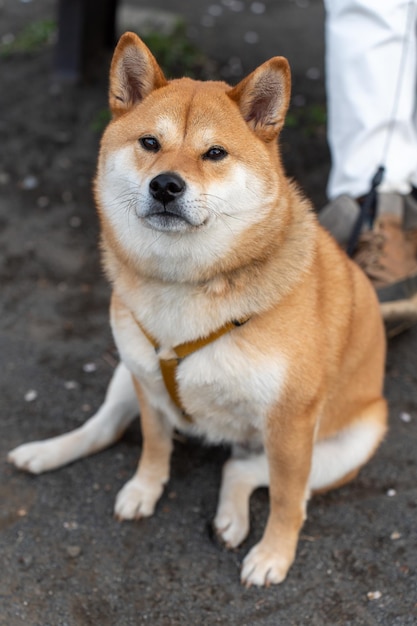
228, 57, 291, 141
109, 32, 167, 117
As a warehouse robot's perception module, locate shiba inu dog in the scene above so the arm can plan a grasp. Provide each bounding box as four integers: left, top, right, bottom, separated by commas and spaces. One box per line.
8, 33, 387, 587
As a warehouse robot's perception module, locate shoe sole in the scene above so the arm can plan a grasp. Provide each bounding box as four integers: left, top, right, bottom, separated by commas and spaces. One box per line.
380, 293, 417, 338
377, 272, 417, 303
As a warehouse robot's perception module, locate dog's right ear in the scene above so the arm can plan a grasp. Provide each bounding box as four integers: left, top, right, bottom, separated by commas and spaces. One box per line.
109, 32, 167, 117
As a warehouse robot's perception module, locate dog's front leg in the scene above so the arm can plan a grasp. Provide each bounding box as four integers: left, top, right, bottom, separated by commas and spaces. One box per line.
214, 448, 269, 549
114, 375, 173, 520
241, 405, 318, 587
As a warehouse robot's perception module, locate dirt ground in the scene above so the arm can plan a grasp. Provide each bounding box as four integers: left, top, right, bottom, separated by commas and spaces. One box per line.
1, 1, 416, 625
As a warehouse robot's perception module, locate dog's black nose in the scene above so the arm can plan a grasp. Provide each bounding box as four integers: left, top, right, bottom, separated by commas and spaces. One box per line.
149, 173, 186, 204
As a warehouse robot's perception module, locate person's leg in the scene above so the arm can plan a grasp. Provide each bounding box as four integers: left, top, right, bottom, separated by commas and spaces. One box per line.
324, 0, 417, 200
321, 0, 417, 327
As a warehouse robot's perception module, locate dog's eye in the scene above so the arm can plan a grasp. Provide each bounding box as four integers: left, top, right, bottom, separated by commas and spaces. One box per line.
203, 146, 228, 161
139, 136, 160, 152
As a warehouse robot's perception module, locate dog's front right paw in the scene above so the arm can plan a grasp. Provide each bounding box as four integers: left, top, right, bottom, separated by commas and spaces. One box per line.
241, 541, 293, 587
8, 441, 61, 474
114, 477, 163, 520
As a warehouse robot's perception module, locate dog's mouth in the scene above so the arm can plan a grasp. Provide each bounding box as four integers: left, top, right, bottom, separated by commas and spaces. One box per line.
142, 203, 207, 233
144, 210, 194, 232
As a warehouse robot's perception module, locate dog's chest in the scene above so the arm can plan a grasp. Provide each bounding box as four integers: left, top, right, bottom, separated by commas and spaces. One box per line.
176, 337, 287, 442
112, 301, 287, 444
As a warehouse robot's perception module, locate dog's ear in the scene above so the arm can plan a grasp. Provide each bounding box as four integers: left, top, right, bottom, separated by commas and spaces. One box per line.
228, 57, 291, 141
109, 32, 167, 117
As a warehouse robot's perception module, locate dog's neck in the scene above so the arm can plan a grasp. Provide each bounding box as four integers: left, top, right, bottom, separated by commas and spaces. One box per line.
103, 185, 317, 342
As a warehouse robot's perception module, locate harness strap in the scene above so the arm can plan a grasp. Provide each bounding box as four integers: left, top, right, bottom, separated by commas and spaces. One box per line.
134, 315, 249, 419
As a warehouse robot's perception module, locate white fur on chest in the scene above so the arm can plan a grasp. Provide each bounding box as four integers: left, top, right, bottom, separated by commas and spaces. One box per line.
178, 336, 287, 443
111, 303, 287, 445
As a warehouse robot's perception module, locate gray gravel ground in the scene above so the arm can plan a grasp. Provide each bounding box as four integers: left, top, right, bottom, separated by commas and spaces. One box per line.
1, 1, 416, 624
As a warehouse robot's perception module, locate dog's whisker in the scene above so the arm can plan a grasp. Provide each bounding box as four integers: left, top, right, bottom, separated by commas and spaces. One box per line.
200, 194, 253, 224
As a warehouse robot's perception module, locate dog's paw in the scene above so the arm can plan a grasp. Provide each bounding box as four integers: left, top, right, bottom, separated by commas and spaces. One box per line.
241, 542, 291, 587
214, 506, 249, 549
114, 478, 163, 520
7, 441, 60, 474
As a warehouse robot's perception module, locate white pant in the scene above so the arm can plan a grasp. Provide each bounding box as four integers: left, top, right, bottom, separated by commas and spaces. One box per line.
324, 0, 417, 199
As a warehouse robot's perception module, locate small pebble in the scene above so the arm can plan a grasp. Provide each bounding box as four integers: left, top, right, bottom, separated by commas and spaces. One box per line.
63, 521, 79, 530
387, 489, 397, 497
390, 531, 401, 540
83, 362, 97, 373
66, 545, 81, 558
82, 403, 91, 412
367, 590, 382, 601
64, 380, 78, 390
21, 175, 39, 190
17, 508, 27, 517
24, 390, 38, 402
400, 412, 411, 423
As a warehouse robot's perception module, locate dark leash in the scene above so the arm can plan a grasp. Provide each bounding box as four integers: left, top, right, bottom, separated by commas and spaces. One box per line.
346, 166, 385, 257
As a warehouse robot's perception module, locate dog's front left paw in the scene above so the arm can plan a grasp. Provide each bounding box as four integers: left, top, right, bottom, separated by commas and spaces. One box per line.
241, 542, 293, 587
114, 477, 164, 520
8, 441, 62, 474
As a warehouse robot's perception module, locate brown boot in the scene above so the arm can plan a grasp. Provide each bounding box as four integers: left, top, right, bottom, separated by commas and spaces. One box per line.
354, 213, 417, 300
354, 212, 417, 336
320, 192, 417, 335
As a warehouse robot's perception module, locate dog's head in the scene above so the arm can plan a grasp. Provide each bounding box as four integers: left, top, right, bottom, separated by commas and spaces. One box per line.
95, 33, 293, 282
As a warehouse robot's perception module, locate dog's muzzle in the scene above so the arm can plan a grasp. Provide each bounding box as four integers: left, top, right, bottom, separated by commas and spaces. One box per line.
143, 171, 205, 231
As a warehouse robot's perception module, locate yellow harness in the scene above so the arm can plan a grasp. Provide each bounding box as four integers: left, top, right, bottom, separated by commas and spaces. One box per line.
134, 316, 249, 420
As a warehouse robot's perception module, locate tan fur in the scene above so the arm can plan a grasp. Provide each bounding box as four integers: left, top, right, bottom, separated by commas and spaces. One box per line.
8, 33, 387, 588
